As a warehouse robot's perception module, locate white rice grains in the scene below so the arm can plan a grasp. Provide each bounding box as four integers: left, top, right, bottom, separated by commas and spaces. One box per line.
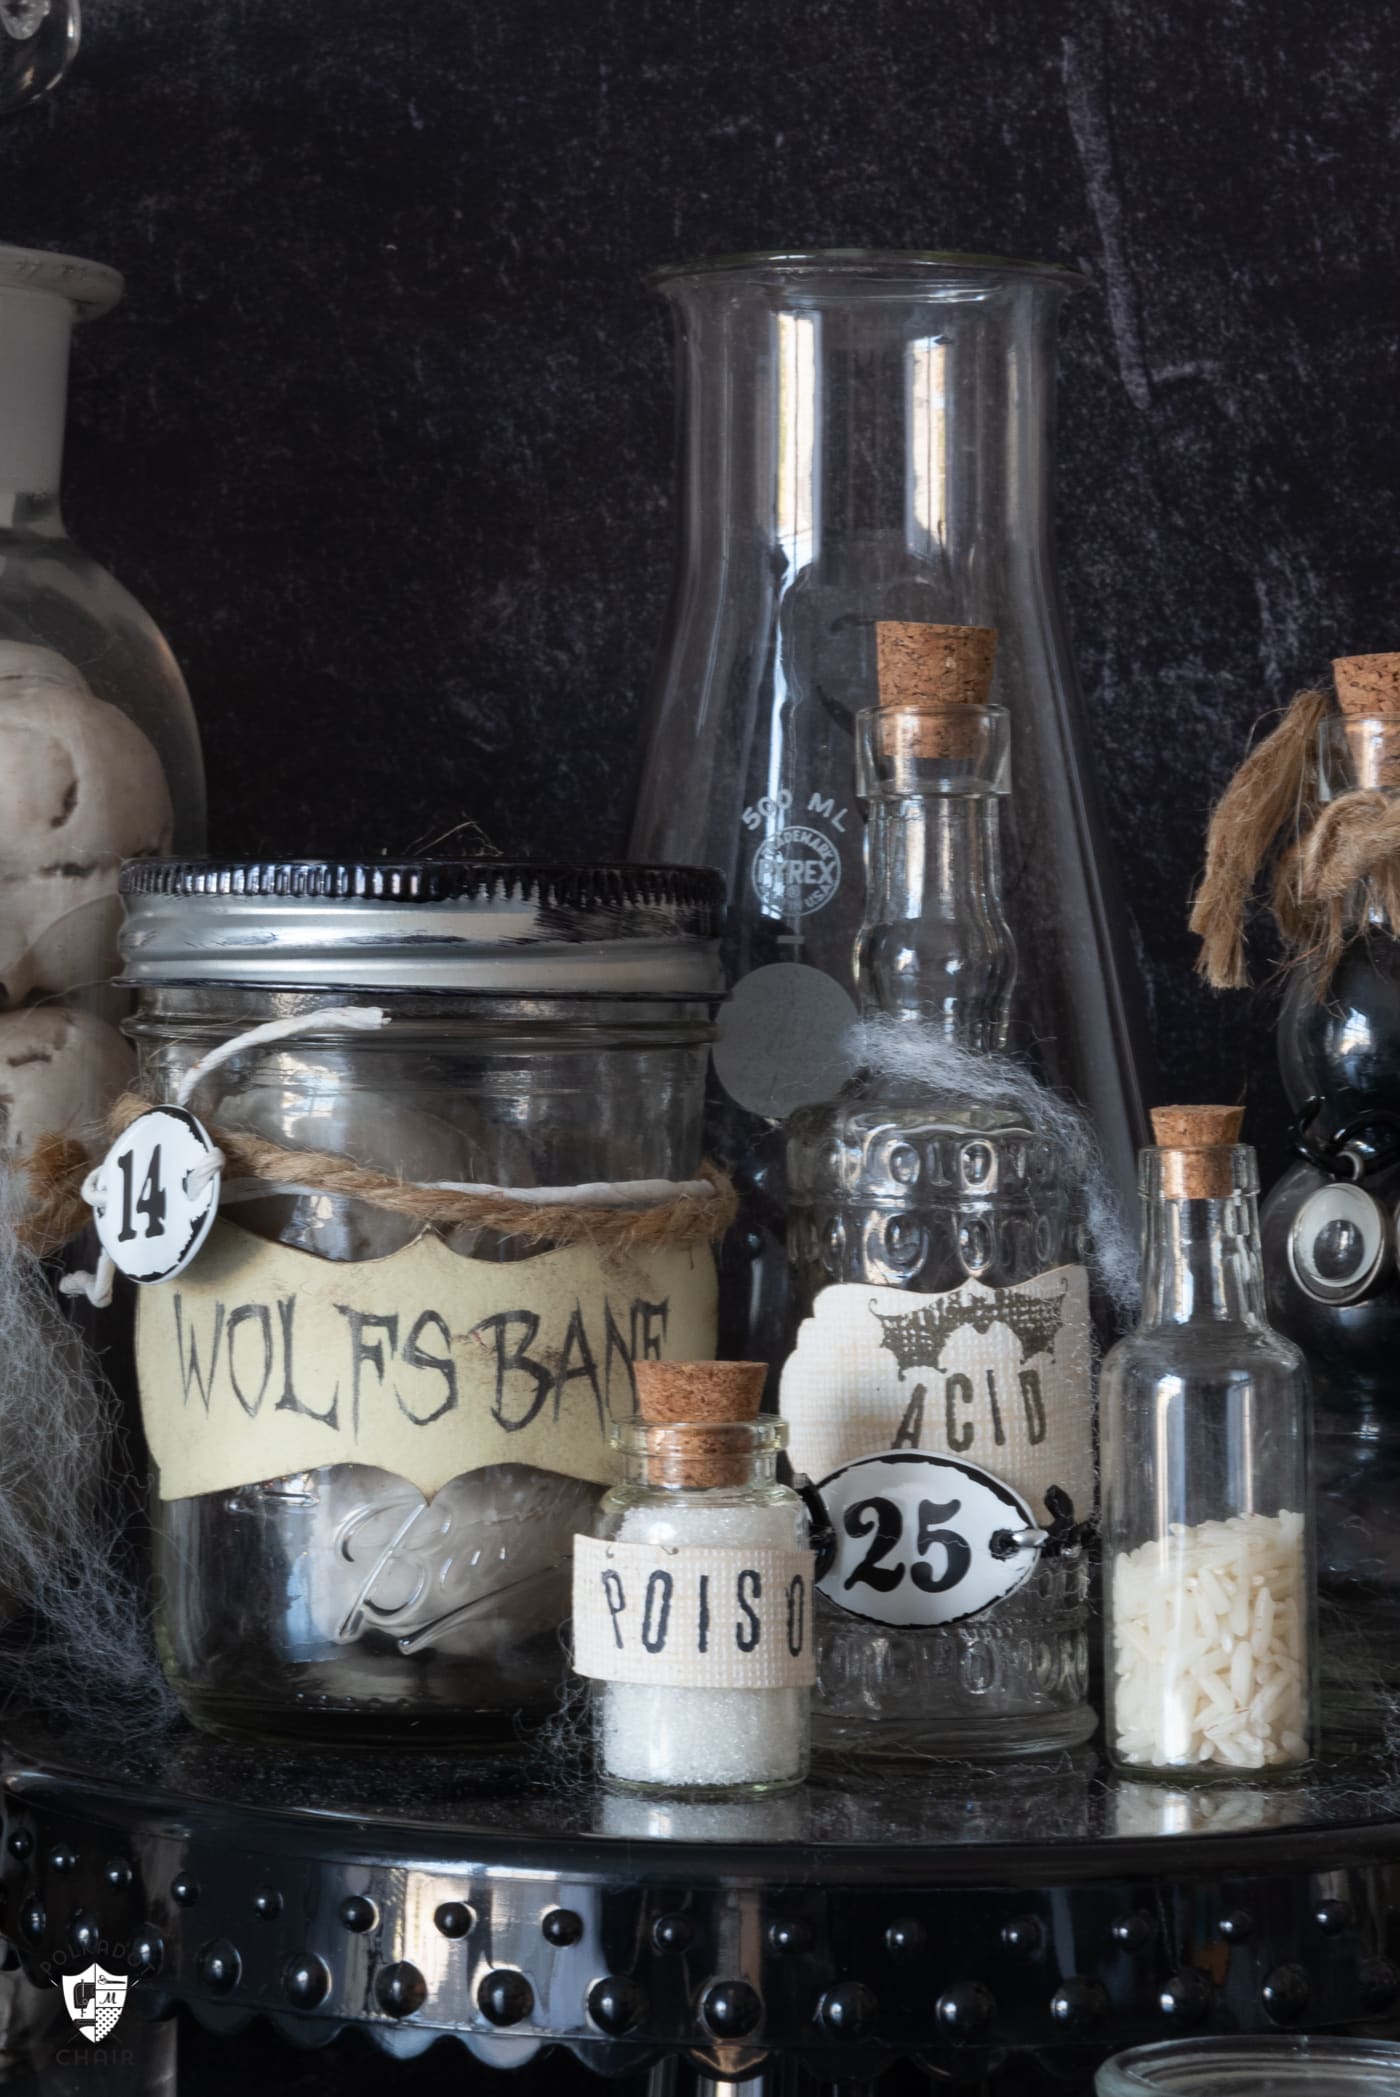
1110, 1510, 1311, 1773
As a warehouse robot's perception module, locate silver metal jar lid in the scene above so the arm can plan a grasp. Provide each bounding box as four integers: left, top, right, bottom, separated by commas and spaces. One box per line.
118, 860, 726, 996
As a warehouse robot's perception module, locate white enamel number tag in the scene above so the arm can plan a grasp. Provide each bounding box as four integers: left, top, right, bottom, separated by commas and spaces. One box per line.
89, 1107, 221, 1285
816, 1450, 1043, 1629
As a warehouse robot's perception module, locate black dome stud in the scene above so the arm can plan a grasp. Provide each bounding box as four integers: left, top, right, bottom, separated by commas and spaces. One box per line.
937, 1982, 995, 2038
170, 1875, 198, 1908
1001, 1915, 1043, 1956
478, 1969, 534, 2027
6, 1830, 31, 1861
652, 1913, 693, 1953
197, 1940, 242, 1996
702, 1980, 763, 2039
1219, 1909, 1254, 1941
1159, 1969, 1212, 2023
375, 1962, 428, 2019
130, 1928, 164, 1977
48, 1847, 76, 1876
104, 1859, 133, 1891
18, 1901, 44, 1945
436, 1902, 474, 1940
1049, 1978, 1108, 2032
541, 1908, 581, 1947
767, 1918, 811, 1955
253, 1888, 282, 1921
1315, 1898, 1352, 1934
1360, 1957, 1400, 2013
68, 1911, 100, 1957
338, 1895, 377, 1934
1262, 1964, 1311, 2023
818, 1983, 878, 2040
1111, 1911, 1154, 1951
283, 1954, 331, 2011
885, 1917, 927, 1960
587, 1976, 647, 2037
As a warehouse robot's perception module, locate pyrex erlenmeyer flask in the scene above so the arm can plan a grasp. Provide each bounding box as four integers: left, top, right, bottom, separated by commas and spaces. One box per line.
629, 250, 1149, 1361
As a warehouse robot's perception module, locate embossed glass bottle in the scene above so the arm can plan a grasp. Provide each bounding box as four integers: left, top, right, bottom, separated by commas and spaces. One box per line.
782, 623, 1094, 1757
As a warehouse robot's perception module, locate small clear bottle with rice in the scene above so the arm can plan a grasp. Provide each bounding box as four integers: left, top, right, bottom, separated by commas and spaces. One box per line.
1102, 1107, 1318, 1779
574, 1361, 814, 1797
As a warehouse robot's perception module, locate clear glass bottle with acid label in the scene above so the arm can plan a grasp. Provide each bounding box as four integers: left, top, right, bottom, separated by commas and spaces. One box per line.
781, 622, 1095, 1757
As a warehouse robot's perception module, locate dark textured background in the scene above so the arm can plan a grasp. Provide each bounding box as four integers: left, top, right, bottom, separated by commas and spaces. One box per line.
3, 0, 1398, 1165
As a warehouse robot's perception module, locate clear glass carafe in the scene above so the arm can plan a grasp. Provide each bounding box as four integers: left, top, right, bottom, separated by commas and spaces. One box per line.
783, 681, 1094, 1758
1103, 1135, 1317, 1779
590, 1417, 810, 1797
630, 251, 1148, 1362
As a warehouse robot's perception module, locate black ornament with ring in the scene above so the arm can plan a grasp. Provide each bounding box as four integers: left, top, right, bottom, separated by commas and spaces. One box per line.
1261, 938, 1400, 1658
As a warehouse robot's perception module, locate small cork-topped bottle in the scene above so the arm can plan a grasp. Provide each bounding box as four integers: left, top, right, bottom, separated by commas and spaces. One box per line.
1101, 1107, 1317, 1780
782, 619, 1096, 1760
571, 1362, 814, 1797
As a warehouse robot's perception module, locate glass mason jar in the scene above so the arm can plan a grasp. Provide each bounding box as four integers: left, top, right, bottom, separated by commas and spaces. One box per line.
0, 243, 202, 1240
1103, 1136, 1318, 1780
590, 1417, 810, 1796
118, 859, 722, 1744
1096, 2039, 1400, 2097
629, 250, 1149, 1364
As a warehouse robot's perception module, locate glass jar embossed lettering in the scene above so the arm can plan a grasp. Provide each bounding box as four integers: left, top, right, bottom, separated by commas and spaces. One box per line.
119, 859, 723, 1744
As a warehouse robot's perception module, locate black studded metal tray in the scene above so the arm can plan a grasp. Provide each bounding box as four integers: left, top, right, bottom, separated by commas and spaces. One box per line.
4, 1710, 1400, 2084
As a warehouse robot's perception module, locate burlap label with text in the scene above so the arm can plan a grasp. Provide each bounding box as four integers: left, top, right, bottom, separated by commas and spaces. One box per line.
136, 1219, 718, 1502
781, 1264, 1093, 1518
572, 1536, 817, 1688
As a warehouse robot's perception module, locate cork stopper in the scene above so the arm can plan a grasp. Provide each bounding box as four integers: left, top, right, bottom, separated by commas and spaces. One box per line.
634, 1361, 766, 1488
875, 622, 997, 759
1333, 654, 1400, 717
1333, 654, 1400, 787
1150, 1104, 1245, 1199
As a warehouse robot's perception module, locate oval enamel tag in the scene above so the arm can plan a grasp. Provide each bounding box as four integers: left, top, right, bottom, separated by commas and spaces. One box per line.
816, 1450, 1043, 1629
89, 1106, 222, 1284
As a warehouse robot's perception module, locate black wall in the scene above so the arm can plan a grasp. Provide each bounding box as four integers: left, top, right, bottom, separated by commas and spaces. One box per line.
3, 0, 1398, 1160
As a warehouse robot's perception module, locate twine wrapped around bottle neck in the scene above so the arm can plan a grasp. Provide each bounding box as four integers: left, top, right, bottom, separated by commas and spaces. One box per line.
1190, 653, 1400, 993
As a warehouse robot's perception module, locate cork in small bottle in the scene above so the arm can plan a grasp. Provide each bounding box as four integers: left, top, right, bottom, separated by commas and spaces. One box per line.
1334, 652, 1400, 788
633, 1360, 767, 1489
874, 621, 997, 761
1150, 1104, 1245, 1199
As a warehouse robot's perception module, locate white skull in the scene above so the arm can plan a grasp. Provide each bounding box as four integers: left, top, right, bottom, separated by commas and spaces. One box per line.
0, 643, 173, 1008
0, 1004, 133, 1163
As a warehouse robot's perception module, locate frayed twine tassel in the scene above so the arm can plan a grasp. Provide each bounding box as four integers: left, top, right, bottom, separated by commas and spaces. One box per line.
1189, 686, 1329, 990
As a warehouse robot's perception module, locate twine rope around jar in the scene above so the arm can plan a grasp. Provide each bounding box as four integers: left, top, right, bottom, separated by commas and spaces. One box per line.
31, 1006, 737, 1302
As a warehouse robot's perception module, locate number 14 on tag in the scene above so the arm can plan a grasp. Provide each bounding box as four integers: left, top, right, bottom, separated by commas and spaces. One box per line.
90, 1107, 222, 1286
